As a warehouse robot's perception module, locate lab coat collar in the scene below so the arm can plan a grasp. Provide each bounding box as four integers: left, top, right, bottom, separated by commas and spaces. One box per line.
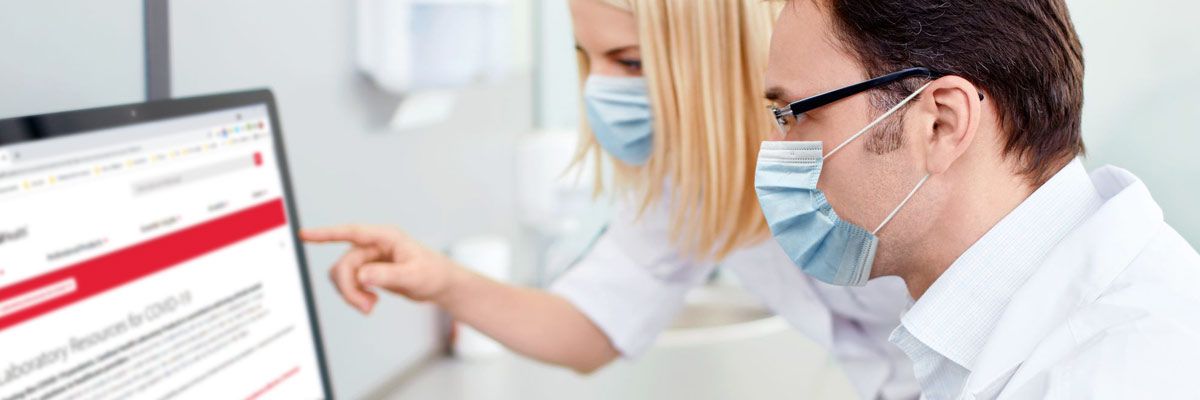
961, 165, 1165, 396
895, 159, 1102, 372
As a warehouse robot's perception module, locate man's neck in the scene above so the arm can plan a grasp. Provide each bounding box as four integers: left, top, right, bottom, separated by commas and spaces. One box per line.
898, 162, 1041, 300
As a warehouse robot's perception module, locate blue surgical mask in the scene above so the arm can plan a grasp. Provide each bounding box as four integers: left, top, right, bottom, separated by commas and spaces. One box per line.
754, 83, 932, 286
583, 75, 653, 166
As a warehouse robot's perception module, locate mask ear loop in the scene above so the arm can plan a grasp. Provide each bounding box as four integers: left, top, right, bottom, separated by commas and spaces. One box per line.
825, 82, 934, 159
873, 174, 930, 235
813, 81, 935, 235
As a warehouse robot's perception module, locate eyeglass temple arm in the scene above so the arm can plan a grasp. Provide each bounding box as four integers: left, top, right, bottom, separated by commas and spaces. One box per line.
787, 68, 984, 116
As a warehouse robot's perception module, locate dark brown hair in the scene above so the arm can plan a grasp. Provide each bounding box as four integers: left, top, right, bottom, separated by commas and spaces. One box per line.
818, 0, 1086, 184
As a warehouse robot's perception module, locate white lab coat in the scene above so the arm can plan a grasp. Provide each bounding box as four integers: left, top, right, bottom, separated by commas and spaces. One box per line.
958, 166, 1200, 399
551, 197, 919, 399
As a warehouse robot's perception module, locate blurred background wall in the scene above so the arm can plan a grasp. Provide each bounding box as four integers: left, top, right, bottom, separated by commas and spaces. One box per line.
168, 1, 534, 398
0, 0, 533, 398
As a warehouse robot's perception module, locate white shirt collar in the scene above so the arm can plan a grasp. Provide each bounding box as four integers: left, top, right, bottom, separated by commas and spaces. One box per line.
889, 159, 1104, 381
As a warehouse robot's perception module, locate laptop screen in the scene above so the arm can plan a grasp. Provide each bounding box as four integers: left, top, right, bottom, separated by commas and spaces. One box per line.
0, 90, 332, 399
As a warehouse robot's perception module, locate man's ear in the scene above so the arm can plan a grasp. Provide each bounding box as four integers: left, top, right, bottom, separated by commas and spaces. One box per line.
915, 76, 982, 175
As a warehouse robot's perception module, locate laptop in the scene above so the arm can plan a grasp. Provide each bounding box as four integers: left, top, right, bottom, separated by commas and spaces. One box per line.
0, 90, 334, 399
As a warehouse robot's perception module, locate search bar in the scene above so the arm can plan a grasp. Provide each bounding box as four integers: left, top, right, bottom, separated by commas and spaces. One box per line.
0, 146, 138, 180
132, 153, 260, 196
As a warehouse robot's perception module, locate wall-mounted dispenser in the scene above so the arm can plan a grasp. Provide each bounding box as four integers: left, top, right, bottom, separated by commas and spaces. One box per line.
356, 0, 515, 129
356, 0, 513, 93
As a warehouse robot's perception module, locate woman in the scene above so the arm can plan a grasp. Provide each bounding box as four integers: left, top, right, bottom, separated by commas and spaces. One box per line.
303, 0, 916, 398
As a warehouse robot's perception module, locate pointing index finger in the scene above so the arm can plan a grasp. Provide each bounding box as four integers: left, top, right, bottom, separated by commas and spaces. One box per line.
301, 225, 391, 246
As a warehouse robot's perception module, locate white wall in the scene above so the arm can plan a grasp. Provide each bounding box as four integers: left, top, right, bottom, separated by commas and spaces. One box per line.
170, 1, 533, 399
1, 1, 533, 398
534, 0, 580, 131
0, 0, 144, 117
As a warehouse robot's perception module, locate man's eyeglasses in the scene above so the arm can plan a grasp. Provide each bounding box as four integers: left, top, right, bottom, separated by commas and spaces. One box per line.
768, 67, 983, 135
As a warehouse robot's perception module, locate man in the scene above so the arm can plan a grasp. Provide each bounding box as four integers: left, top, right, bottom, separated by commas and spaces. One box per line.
758, 0, 1200, 398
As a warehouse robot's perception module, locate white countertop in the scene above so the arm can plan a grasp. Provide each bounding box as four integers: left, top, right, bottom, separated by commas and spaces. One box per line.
379, 324, 859, 400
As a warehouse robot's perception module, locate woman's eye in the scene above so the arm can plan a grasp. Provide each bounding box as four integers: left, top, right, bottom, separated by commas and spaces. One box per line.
617, 59, 643, 72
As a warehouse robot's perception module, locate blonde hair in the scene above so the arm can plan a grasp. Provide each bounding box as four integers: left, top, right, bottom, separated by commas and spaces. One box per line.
574, 0, 778, 260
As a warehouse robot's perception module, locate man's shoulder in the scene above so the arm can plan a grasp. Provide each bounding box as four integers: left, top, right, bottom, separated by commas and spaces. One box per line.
1008, 334, 1195, 399
1021, 316, 1200, 399
1076, 222, 1200, 338
1096, 222, 1200, 308
1029, 225, 1200, 394
1004, 299, 1200, 398
1127, 222, 1200, 273
999, 307, 1199, 398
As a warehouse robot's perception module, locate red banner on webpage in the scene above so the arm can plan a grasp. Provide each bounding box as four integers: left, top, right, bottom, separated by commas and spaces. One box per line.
0, 199, 287, 331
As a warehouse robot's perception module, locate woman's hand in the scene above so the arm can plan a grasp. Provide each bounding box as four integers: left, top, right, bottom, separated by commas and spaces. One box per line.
301, 225, 461, 314
303, 225, 619, 372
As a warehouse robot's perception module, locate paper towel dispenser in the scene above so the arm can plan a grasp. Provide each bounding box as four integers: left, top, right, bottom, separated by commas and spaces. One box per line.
356, 0, 513, 94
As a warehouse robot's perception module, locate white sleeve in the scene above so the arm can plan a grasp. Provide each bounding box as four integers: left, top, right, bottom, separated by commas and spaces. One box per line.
724, 241, 918, 400
549, 201, 716, 358
814, 278, 919, 400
